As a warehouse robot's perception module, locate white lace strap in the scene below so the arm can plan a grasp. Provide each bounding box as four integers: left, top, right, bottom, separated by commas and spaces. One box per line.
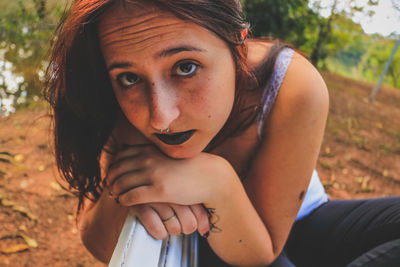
257, 48, 294, 137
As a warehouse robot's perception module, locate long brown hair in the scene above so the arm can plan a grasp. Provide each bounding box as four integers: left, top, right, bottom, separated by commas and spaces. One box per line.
44, 0, 289, 212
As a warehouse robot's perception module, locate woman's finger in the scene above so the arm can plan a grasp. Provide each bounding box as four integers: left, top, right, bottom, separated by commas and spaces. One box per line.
117, 184, 156, 206
132, 204, 168, 240
190, 204, 210, 237
151, 203, 182, 236
106, 145, 152, 186
107, 157, 142, 187
110, 169, 150, 197
171, 204, 198, 235
111, 144, 150, 165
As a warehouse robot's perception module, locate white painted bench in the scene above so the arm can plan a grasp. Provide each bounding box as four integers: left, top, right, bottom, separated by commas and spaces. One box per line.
109, 209, 198, 267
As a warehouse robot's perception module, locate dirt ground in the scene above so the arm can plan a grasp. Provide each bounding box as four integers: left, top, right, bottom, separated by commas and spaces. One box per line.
0, 72, 399, 266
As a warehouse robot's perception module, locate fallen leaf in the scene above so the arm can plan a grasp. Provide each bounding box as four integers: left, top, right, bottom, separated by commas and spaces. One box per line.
0, 199, 38, 221
360, 176, 374, 193
18, 225, 27, 232
325, 147, 331, 154
1, 199, 16, 207
0, 152, 12, 163
20, 180, 28, 189
382, 170, 389, 177
19, 234, 38, 248
38, 165, 45, 172
1, 244, 29, 254
0, 190, 7, 199
16, 165, 28, 172
11, 205, 38, 221
333, 182, 340, 189
0, 158, 11, 163
67, 214, 75, 221
13, 154, 25, 163
319, 160, 332, 170
50, 182, 62, 191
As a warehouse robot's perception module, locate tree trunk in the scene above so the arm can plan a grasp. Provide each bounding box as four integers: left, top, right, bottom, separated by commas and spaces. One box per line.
310, 0, 337, 66
389, 67, 398, 88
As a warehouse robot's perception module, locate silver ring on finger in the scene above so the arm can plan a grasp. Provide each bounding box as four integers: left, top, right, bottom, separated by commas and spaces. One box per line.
162, 214, 177, 223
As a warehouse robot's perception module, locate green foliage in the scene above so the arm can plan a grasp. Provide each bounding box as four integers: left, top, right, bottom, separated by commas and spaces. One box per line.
242, 0, 320, 51
360, 39, 400, 88
0, 0, 64, 105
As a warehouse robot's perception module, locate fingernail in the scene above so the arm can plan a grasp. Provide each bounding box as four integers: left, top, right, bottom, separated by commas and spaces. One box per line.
202, 231, 209, 239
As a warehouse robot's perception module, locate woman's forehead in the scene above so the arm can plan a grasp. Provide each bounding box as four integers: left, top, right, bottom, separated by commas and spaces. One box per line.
98, 3, 192, 52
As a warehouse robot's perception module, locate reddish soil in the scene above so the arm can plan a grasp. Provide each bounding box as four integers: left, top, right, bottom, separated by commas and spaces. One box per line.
0, 72, 399, 266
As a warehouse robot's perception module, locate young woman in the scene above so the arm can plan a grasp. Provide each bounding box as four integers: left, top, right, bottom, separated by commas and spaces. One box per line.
45, 0, 400, 266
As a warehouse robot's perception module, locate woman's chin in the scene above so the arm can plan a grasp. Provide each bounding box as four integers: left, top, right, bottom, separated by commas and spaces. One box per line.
157, 143, 205, 159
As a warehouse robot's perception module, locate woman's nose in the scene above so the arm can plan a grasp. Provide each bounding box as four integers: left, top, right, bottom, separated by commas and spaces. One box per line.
149, 83, 179, 131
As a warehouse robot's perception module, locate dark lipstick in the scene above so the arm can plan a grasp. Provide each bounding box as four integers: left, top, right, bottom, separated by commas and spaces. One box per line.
154, 130, 195, 145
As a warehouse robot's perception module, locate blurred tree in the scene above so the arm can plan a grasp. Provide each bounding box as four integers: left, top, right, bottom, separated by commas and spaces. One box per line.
0, 0, 64, 108
242, 0, 320, 51
308, 0, 378, 67
324, 14, 367, 72
362, 39, 400, 89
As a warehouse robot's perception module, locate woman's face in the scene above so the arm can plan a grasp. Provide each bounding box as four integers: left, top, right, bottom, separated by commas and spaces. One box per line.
98, 4, 236, 158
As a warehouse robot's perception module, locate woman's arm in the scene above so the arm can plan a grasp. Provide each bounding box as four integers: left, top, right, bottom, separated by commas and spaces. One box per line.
77, 120, 133, 262
78, 187, 129, 263
196, 52, 329, 266
242, 52, 329, 263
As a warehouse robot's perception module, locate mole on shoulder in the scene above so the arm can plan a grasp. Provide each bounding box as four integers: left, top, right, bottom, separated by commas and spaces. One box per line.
299, 190, 305, 201
239, 240, 242, 243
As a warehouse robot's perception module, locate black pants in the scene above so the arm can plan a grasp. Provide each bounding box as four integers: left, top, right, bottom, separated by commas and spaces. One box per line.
271, 197, 400, 267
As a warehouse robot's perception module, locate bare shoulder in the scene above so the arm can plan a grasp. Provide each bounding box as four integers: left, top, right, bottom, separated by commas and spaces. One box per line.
246, 39, 329, 110
280, 51, 329, 109
256, 48, 329, 136
243, 51, 329, 257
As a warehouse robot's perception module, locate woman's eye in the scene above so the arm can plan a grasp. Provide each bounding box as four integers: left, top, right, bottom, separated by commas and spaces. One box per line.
176, 62, 197, 76
117, 73, 140, 87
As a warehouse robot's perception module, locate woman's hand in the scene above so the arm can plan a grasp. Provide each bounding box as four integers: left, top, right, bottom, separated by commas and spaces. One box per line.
131, 203, 210, 239
106, 144, 231, 207
105, 144, 225, 239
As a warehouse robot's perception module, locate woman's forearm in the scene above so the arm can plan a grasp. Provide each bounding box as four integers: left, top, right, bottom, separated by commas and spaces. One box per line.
78, 188, 129, 263
204, 162, 275, 266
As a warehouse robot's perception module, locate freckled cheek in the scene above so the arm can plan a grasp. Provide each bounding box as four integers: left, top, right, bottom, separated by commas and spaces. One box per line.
184, 78, 233, 123
183, 83, 214, 115
116, 92, 149, 125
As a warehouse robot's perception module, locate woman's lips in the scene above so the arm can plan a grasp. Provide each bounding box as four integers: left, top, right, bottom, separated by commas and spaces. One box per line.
154, 130, 196, 145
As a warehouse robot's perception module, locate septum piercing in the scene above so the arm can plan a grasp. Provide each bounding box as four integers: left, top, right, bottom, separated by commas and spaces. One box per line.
159, 127, 170, 134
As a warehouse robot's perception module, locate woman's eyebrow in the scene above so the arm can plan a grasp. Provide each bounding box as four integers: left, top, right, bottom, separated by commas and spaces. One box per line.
107, 45, 206, 71
108, 62, 132, 71
155, 45, 206, 59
